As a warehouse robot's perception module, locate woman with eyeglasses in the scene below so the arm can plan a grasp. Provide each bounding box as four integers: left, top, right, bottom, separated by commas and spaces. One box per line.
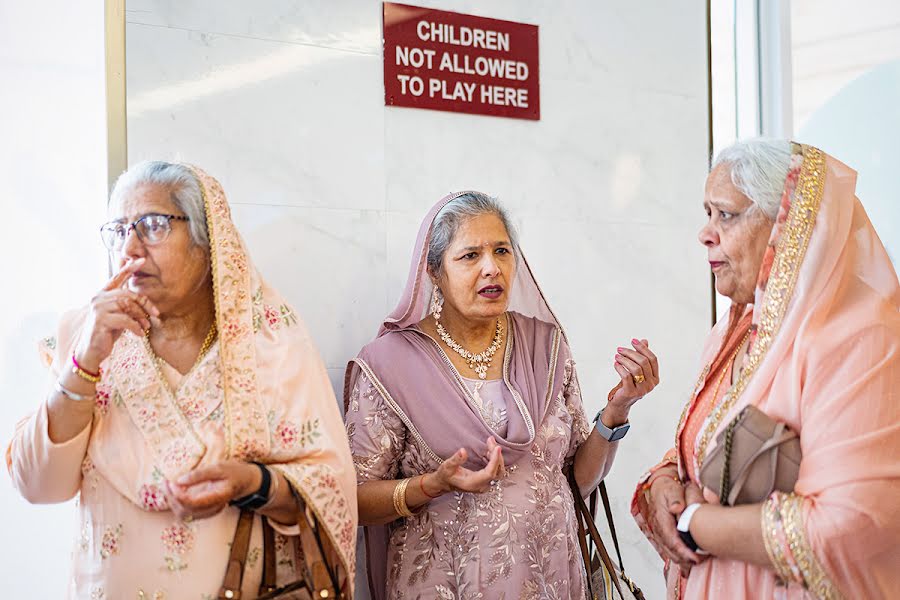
6, 161, 357, 598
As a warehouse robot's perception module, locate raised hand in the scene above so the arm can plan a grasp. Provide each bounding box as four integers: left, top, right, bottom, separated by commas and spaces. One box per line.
428, 437, 505, 495
73, 258, 160, 372
609, 338, 660, 411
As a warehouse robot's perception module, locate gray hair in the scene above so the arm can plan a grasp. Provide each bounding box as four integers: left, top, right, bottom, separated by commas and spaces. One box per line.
427, 192, 519, 276
711, 138, 792, 220
109, 160, 209, 247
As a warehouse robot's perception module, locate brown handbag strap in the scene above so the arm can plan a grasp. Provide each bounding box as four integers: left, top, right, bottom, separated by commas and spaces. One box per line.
575, 495, 597, 598
568, 471, 626, 600
599, 482, 626, 573
259, 517, 278, 596
219, 510, 255, 599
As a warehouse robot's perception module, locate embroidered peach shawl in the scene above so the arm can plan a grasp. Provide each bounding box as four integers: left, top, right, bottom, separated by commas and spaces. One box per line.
25, 167, 357, 593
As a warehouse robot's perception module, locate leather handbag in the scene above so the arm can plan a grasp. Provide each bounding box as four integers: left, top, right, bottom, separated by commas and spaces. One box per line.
568, 470, 646, 600
699, 405, 801, 506
218, 509, 341, 599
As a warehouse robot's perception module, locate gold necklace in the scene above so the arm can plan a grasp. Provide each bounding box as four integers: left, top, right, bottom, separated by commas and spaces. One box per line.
145, 321, 218, 374
695, 329, 751, 467
435, 316, 503, 380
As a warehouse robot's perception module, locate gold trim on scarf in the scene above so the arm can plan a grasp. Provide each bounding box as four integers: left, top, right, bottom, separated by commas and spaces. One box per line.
108, 333, 206, 480
351, 358, 445, 465
416, 314, 539, 446
761, 494, 794, 583
782, 494, 843, 599
188, 166, 270, 460
696, 146, 827, 469
270, 462, 355, 596
764, 493, 845, 599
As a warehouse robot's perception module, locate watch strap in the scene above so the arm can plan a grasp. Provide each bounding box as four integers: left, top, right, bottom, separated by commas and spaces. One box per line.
676, 502, 705, 553
593, 408, 630, 442
229, 462, 272, 511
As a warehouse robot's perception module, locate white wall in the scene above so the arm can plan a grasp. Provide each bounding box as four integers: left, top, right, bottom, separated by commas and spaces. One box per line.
0, 3, 110, 597
1, 1, 712, 597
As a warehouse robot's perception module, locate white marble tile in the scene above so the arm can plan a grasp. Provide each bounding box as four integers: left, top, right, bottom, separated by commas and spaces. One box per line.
383, 77, 709, 231
126, 23, 386, 211
228, 204, 388, 371
126, 0, 382, 54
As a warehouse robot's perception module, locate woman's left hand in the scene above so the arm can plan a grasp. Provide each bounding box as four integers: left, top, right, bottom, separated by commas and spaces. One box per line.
165, 460, 262, 521
609, 338, 659, 412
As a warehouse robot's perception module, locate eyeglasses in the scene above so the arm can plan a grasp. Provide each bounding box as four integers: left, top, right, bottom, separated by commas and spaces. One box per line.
100, 213, 189, 251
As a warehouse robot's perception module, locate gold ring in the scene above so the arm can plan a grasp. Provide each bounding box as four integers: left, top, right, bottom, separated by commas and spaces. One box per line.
633, 373, 645, 384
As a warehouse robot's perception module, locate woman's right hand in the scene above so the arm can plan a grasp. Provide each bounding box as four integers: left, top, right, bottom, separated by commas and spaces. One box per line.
72, 258, 160, 372
429, 437, 505, 495
646, 473, 705, 575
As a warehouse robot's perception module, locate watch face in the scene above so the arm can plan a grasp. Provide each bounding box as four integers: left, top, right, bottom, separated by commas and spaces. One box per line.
609, 423, 630, 441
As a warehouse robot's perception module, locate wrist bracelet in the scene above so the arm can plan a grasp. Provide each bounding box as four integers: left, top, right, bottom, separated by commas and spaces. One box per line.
259, 467, 281, 511
54, 381, 94, 402
419, 474, 441, 499
646, 472, 680, 490
393, 478, 414, 518
71, 354, 101, 383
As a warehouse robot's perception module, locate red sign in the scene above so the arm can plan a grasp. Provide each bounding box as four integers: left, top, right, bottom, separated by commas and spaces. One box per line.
383, 3, 540, 120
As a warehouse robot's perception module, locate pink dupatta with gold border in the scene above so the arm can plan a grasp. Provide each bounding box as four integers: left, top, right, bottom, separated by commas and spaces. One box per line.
634, 145, 900, 599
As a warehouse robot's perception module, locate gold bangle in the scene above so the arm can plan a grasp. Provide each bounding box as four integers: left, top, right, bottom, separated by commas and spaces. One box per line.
392, 478, 414, 518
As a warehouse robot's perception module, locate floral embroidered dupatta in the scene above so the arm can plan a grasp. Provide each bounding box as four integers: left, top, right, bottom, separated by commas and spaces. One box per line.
32, 167, 357, 594
634, 145, 900, 599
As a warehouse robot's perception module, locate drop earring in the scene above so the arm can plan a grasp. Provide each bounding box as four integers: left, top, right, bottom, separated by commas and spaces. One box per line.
430, 286, 444, 320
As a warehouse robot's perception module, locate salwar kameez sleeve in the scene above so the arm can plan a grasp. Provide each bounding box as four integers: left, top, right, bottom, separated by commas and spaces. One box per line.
7, 312, 93, 504
7, 400, 91, 504
562, 358, 592, 462
344, 369, 406, 483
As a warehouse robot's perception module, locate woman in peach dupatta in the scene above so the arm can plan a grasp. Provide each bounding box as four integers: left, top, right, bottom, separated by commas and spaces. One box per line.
632, 140, 900, 599
7, 162, 356, 598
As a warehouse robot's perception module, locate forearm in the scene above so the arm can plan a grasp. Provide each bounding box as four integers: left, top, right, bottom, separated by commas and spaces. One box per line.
572, 405, 628, 495
357, 474, 442, 526
689, 503, 771, 567
257, 470, 303, 526
47, 370, 96, 443
573, 430, 617, 495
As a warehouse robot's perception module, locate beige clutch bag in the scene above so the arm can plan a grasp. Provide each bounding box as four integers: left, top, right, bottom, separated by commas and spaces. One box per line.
699, 405, 801, 506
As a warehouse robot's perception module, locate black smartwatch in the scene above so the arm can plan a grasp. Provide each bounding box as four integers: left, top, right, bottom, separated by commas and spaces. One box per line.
229, 461, 271, 511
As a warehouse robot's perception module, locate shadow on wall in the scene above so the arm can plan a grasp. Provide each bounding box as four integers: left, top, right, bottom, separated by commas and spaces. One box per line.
798, 59, 900, 266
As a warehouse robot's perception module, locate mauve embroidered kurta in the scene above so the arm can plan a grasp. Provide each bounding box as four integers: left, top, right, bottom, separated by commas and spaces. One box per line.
345, 357, 592, 600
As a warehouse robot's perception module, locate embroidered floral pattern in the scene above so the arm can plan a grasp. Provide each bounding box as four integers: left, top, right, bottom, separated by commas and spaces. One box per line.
346, 362, 589, 598
95, 383, 111, 416
161, 523, 195, 572
162, 524, 194, 554
100, 524, 123, 559
139, 484, 169, 511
